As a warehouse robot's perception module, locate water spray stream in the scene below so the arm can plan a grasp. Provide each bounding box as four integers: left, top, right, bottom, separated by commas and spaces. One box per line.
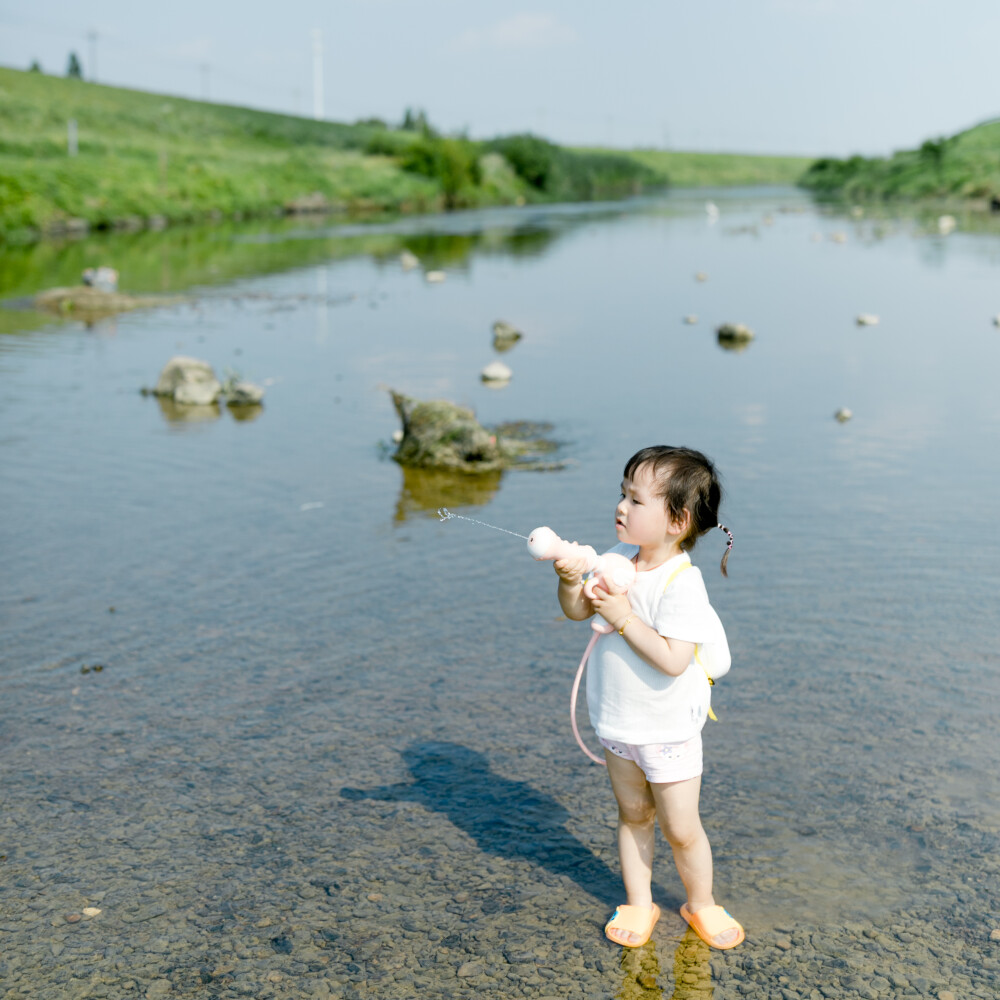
436, 507, 529, 542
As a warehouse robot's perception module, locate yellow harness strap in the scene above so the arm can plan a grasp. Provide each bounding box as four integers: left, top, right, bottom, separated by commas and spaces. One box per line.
662, 558, 718, 722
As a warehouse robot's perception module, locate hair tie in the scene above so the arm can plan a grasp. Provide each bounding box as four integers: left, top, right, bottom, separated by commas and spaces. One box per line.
718, 523, 733, 552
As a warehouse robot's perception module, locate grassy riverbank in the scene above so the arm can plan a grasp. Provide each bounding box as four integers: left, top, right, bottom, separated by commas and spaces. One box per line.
1, 65, 813, 243
601, 148, 814, 188
800, 118, 1000, 203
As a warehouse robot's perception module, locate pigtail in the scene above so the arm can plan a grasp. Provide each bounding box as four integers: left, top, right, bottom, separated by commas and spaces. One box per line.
718, 523, 733, 577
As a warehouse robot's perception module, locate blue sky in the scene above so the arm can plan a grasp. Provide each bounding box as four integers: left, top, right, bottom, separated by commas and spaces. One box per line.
2, 1, 999, 157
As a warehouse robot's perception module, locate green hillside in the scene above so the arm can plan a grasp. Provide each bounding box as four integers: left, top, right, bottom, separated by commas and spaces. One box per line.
800, 118, 1000, 202
0, 65, 812, 244
611, 148, 814, 188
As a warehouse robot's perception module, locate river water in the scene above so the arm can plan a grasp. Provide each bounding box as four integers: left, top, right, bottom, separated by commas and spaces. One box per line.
1, 188, 998, 999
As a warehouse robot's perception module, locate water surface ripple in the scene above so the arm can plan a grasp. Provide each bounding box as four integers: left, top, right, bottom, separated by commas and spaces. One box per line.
2, 189, 998, 999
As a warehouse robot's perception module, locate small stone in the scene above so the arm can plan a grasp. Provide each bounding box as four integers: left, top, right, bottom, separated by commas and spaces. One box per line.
224, 381, 265, 406
835, 408, 853, 423
775, 937, 793, 950
492, 321, 523, 351
65, 913, 82, 923
683, 315, 698, 324
938, 992, 956, 1000
937, 215, 956, 235
480, 361, 512, 383
695, 271, 708, 282
367, 893, 383, 902
855, 313, 879, 326
992, 315, 1000, 328
82, 907, 102, 917
424, 270, 446, 283
830, 231, 848, 243
146, 981, 171, 998
457, 962, 483, 978
716, 322, 755, 347
990, 927, 1000, 941
400, 250, 420, 271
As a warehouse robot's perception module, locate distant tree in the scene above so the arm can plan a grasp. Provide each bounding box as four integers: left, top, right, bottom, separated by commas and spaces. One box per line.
401, 107, 435, 136
29, 59, 42, 73
919, 136, 951, 177
67, 52, 83, 79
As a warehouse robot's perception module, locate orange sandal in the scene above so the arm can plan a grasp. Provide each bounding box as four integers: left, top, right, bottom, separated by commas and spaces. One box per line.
604, 903, 661, 947
680, 903, 744, 949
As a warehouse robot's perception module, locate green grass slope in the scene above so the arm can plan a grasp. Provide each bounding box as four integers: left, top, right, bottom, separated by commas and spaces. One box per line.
800, 118, 1000, 202
616, 148, 814, 188
1, 65, 815, 243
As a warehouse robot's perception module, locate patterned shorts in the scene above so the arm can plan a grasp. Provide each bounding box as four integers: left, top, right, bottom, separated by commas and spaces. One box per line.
598, 734, 703, 783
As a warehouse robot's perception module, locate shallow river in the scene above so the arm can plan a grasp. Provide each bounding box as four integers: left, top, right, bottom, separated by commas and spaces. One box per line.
1, 188, 998, 999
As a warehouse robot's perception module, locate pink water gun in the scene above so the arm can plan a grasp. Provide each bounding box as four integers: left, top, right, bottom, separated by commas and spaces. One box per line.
527, 526, 636, 633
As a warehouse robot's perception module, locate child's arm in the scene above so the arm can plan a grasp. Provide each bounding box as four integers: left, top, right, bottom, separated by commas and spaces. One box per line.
554, 553, 595, 621
589, 588, 695, 676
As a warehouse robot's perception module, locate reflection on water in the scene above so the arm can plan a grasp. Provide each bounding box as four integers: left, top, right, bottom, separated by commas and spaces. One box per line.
154, 396, 222, 424
615, 932, 713, 1000
394, 466, 504, 521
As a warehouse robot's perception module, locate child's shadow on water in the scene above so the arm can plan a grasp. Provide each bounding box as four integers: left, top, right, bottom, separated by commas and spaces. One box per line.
340, 741, 674, 907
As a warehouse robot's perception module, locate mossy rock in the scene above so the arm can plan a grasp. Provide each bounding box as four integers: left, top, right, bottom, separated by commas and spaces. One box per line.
391, 392, 510, 472
34, 285, 175, 318
390, 392, 561, 473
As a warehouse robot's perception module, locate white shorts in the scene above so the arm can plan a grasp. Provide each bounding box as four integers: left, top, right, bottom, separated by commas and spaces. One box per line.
598, 734, 703, 783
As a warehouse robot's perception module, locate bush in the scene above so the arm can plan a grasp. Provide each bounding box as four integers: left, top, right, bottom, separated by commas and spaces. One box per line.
400, 136, 481, 208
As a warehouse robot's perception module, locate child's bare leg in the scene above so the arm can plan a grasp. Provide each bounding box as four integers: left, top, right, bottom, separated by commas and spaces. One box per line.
651, 777, 740, 947
604, 752, 657, 945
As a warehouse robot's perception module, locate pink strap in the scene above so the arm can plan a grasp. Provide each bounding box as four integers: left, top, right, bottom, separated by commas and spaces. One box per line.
570, 631, 606, 765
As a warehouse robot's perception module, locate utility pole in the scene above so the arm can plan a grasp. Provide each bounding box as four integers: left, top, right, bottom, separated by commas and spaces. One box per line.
87, 29, 98, 82
312, 28, 324, 120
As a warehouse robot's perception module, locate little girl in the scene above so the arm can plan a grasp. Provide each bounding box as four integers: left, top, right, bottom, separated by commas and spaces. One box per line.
554, 445, 744, 950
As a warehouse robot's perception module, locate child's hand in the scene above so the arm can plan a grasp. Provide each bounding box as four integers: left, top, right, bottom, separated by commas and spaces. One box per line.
553, 550, 591, 585
589, 584, 632, 629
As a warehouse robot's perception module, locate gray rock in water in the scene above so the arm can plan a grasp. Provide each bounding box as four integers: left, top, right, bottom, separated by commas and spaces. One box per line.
492, 321, 523, 352
390, 391, 509, 473
716, 322, 755, 349
153, 356, 222, 406
480, 361, 512, 383
225, 381, 265, 406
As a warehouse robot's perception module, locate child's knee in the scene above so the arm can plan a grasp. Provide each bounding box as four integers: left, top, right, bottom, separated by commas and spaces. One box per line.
659, 815, 705, 849
618, 800, 657, 827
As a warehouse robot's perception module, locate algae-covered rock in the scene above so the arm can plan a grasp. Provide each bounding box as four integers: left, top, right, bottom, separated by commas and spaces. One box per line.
389, 393, 562, 473
391, 392, 510, 472
34, 285, 174, 318
492, 321, 523, 352
716, 322, 755, 350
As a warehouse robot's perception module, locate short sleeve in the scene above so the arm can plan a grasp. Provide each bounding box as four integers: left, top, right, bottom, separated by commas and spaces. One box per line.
652, 567, 719, 643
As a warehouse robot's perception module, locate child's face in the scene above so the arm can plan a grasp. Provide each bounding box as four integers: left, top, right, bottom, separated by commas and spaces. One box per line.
615, 463, 683, 548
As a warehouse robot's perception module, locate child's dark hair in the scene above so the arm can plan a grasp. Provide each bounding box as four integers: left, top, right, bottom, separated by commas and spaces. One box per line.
623, 445, 732, 576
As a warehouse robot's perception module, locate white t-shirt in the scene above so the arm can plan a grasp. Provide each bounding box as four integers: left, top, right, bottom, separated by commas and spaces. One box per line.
586, 544, 731, 744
